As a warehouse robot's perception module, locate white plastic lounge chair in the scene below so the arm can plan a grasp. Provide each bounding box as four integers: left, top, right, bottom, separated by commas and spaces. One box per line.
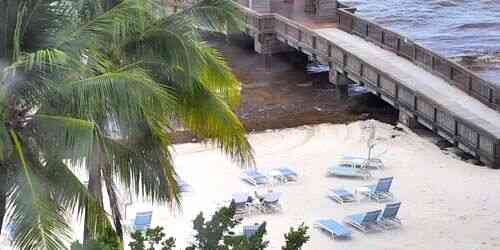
378, 202, 402, 229
328, 188, 356, 204
364, 177, 394, 202
134, 211, 153, 231
344, 209, 383, 233
270, 167, 298, 183
241, 169, 269, 186
341, 156, 384, 170
315, 219, 352, 239
328, 163, 371, 179
260, 191, 282, 213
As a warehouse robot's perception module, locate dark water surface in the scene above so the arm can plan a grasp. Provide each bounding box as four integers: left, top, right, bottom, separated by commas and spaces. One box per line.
341, 0, 500, 85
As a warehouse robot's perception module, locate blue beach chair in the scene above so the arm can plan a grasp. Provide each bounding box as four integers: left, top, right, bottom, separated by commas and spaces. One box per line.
271, 167, 298, 183
365, 177, 394, 202
315, 219, 352, 239
344, 209, 382, 233
134, 211, 153, 231
378, 202, 402, 229
241, 169, 269, 186
328, 188, 356, 204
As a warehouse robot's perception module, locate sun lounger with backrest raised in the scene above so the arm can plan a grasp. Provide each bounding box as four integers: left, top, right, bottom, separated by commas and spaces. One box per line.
328, 188, 356, 204
241, 169, 269, 186
365, 177, 394, 202
315, 219, 352, 239
378, 202, 402, 229
134, 211, 153, 231
343, 209, 382, 233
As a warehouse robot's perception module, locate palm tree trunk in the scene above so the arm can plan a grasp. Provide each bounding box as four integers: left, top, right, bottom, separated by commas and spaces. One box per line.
0, 160, 6, 235
84, 144, 105, 244
103, 168, 123, 241
0, 189, 6, 235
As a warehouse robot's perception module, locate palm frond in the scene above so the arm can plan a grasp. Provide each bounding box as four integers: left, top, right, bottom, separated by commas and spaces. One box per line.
176, 82, 253, 166
8, 130, 71, 250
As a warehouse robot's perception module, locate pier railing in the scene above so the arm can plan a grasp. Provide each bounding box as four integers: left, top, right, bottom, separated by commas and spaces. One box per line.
337, 8, 499, 111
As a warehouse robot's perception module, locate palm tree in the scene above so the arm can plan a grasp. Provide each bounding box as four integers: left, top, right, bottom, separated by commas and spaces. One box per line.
0, 0, 253, 249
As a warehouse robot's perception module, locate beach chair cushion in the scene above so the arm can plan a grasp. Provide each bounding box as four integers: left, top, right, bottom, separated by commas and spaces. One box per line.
276, 167, 297, 177
381, 202, 401, 220
344, 209, 382, 232
372, 177, 393, 193
317, 219, 352, 238
243, 170, 268, 185
329, 188, 355, 203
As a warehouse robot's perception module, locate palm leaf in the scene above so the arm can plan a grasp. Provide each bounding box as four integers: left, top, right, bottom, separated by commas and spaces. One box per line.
8, 129, 71, 250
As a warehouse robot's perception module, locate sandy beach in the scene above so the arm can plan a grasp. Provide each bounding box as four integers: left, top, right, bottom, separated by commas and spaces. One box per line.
113, 120, 500, 249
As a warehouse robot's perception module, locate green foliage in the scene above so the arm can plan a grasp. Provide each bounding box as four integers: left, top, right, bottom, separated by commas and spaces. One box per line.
189, 201, 240, 249
1, 0, 253, 249
281, 223, 310, 250
70, 226, 121, 250
129, 227, 175, 250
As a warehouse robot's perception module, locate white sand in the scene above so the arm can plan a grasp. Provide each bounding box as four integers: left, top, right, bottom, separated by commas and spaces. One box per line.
3, 120, 500, 249
122, 120, 500, 249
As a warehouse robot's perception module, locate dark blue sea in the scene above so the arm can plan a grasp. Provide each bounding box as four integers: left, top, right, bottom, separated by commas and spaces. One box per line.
341, 0, 500, 84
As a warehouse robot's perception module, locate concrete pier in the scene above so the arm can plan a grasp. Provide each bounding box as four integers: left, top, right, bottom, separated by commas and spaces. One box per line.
236, 0, 500, 168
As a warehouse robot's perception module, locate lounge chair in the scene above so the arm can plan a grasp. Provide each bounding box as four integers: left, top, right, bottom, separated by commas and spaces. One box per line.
343, 209, 383, 233
327, 163, 371, 179
378, 202, 402, 229
232, 192, 252, 216
315, 219, 352, 239
341, 156, 384, 170
328, 188, 356, 204
270, 167, 298, 183
365, 177, 394, 202
260, 191, 282, 213
241, 169, 269, 186
133, 211, 153, 231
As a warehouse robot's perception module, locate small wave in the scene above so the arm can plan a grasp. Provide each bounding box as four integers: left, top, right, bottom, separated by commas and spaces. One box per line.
455, 22, 500, 30
433, 0, 459, 7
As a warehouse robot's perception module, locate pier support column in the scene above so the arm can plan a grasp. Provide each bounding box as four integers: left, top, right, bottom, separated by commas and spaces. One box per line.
399, 107, 417, 128
329, 70, 349, 100
254, 33, 294, 54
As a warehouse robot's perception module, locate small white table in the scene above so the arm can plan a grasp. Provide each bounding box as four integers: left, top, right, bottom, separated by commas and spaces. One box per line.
354, 186, 370, 202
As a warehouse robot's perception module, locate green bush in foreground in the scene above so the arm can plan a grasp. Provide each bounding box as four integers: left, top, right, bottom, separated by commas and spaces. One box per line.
129, 203, 310, 250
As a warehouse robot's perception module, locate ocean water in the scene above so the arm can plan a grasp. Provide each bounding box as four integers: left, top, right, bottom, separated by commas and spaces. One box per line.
341, 0, 500, 84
